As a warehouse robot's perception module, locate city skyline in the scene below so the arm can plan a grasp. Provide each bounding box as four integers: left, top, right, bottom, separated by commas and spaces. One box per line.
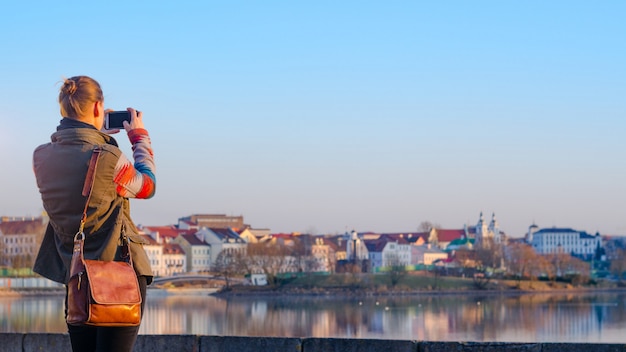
1, 1, 625, 237
0, 209, 608, 240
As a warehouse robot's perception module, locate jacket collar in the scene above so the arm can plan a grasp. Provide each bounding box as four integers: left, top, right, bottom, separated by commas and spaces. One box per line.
51, 118, 119, 147
57, 117, 97, 131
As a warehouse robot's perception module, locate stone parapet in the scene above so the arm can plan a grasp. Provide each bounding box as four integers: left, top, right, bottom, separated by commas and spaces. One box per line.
2, 333, 625, 351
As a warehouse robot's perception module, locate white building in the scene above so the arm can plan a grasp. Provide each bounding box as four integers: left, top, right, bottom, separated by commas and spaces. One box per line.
310, 236, 342, 273
195, 227, 247, 265
138, 234, 187, 277
475, 212, 504, 246
344, 230, 369, 262
161, 243, 186, 276
412, 245, 449, 265
365, 235, 411, 271
528, 226, 601, 260
0, 218, 45, 268
174, 233, 212, 272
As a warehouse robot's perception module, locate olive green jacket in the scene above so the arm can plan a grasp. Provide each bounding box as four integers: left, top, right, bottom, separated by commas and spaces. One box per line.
33, 126, 153, 284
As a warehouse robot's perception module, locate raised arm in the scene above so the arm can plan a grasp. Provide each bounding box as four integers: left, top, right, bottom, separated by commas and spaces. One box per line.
113, 128, 156, 199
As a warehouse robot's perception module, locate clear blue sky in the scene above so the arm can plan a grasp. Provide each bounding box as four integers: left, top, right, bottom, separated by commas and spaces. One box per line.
1, 1, 625, 237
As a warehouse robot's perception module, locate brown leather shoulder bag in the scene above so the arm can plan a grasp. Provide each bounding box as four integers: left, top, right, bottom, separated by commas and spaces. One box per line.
66, 147, 142, 327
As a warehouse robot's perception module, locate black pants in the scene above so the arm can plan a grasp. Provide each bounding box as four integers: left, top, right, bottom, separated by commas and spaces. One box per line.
66, 276, 148, 352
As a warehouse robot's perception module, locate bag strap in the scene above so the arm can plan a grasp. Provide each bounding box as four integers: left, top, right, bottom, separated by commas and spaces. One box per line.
74, 147, 102, 243
73, 147, 133, 264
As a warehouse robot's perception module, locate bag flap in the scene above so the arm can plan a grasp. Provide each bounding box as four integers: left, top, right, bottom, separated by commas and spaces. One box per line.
84, 259, 141, 304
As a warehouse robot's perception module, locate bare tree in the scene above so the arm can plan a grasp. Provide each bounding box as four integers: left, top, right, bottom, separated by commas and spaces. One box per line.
212, 249, 246, 289
560, 255, 590, 285
505, 242, 537, 287
246, 241, 293, 286
547, 252, 570, 280
428, 262, 443, 290
610, 248, 626, 281
418, 221, 440, 232
386, 253, 407, 287
0, 236, 7, 267
544, 252, 590, 285
474, 238, 503, 270
472, 238, 504, 289
290, 237, 319, 273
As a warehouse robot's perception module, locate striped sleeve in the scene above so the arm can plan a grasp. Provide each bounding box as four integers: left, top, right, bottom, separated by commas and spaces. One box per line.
112, 128, 156, 199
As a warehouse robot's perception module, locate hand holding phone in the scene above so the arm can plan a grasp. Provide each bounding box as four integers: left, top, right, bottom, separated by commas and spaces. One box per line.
105, 111, 131, 130
105, 108, 144, 132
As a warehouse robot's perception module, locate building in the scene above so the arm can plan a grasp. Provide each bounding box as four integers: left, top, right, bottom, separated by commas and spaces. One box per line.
378, 232, 430, 246
345, 230, 369, 263
427, 212, 506, 249
365, 234, 411, 271
475, 212, 505, 246
141, 225, 195, 244
603, 235, 626, 261
311, 237, 338, 273
430, 229, 466, 250
173, 233, 212, 272
138, 234, 163, 275
411, 245, 449, 266
162, 243, 186, 276
138, 233, 187, 277
237, 228, 271, 243
195, 227, 247, 265
0, 217, 45, 268
528, 226, 602, 260
178, 214, 247, 231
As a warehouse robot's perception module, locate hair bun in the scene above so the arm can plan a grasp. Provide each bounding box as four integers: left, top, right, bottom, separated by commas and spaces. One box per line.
62, 79, 77, 95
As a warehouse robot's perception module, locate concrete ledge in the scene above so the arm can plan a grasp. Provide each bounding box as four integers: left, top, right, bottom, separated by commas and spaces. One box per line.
2, 333, 626, 352
541, 343, 626, 352
422, 342, 543, 351
1, 333, 23, 352
20, 333, 72, 352
135, 335, 199, 352
200, 336, 302, 352
303, 337, 417, 352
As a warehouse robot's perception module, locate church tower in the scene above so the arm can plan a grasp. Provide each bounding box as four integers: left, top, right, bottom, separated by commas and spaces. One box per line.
475, 212, 489, 247
526, 223, 539, 243
488, 212, 501, 244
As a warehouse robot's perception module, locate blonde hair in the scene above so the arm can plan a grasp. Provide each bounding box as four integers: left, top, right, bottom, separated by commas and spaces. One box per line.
59, 76, 103, 118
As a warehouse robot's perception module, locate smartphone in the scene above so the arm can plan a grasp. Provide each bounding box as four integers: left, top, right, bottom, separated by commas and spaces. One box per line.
105, 111, 131, 130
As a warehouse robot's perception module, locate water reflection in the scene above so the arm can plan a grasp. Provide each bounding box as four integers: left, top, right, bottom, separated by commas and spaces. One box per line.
2, 291, 626, 342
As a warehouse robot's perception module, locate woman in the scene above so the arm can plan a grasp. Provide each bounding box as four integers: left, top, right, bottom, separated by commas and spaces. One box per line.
32, 75, 156, 351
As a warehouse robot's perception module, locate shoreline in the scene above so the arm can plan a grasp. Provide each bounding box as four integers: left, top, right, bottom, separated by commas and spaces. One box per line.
211, 285, 626, 298
4, 282, 625, 298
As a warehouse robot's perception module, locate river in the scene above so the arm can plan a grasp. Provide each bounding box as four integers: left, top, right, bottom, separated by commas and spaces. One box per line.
2, 290, 626, 342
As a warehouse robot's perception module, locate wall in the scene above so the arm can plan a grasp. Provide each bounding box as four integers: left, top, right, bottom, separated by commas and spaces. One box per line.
1, 333, 624, 352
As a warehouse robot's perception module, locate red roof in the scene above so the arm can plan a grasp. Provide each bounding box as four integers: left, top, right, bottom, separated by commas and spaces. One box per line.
0, 218, 45, 235
436, 229, 465, 242
142, 225, 195, 239
270, 233, 296, 238
138, 234, 158, 245
163, 243, 185, 255
180, 233, 207, 246
379, 232, 429, 244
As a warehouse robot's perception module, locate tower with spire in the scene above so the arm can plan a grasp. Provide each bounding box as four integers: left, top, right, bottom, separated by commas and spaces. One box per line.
475, 212, 503, 247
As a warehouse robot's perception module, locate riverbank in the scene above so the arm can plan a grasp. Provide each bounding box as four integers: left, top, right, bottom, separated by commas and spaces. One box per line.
0, 286, 218, 297
2, 273, 622, 298
212, 273, 624, 297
